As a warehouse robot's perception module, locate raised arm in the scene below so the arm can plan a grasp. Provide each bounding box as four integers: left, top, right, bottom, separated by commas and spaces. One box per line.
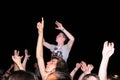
12, 50, 25, 70
78, 61, 94, 80
78, 61, 88, 80
98, 41, 115, 80
55, 21, 75, 48
36, 17, 46, 79
22, 49, 31, 70
13, 50, 21, 71
70, 62, 81, 80
43, 37, 51, 49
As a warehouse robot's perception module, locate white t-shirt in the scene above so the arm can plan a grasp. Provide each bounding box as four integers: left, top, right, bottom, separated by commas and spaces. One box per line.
50, 44, 70, 62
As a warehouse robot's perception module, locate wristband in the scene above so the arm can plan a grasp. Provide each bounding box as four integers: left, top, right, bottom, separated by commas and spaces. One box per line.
62, 28, 64, 31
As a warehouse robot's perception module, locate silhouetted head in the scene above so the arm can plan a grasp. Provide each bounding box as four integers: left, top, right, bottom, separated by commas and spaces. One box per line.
46, 71, 71, 80
82, 73, 100, 80
8, 70, 39, 80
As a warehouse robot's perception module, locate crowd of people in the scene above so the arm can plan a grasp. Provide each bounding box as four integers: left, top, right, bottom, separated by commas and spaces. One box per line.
0, 17, 119, 80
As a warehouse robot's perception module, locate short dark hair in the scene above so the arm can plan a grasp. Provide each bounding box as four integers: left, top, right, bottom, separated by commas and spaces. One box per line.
8, 70, 39, 80
52, 56, 69, 73
82, 73, 100, 80
48, 71, 72, 80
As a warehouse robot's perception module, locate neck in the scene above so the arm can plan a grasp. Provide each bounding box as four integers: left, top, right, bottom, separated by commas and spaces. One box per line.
58, 43, 64, 46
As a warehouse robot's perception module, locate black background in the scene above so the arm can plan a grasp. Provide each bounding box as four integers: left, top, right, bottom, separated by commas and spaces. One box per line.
0, 1, 120, 79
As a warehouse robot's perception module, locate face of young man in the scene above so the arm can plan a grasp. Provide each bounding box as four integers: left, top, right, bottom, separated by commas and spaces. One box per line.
56, 33, 65, 43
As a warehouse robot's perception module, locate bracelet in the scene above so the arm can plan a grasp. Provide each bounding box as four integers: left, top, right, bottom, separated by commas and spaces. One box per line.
73, 68, 78, 72
62, 28, 64, 31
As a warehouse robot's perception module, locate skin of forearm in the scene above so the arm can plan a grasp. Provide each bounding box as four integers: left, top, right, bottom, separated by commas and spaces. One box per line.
62, 28, 74, 41
70, 67, 79, 79
98, 58, 109, 80
22, 57, 29, 69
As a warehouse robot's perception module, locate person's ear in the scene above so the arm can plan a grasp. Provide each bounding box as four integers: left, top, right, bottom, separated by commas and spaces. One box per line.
62, 37, 65, 42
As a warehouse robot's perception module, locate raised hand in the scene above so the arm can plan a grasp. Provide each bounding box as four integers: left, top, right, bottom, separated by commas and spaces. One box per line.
87, 64, 94, 73
98, 41, 115, 80
37, 17, 44, 33
55, 21, 64, 30
14, 49, 20, 56
102, 41, 115, 59
75, 63, 81, 69
80, 61, 87, 72
12, 50, 23, 64
24, 49, 31, 59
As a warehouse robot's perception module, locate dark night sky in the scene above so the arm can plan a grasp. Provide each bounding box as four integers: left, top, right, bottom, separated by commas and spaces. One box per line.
0, 2, 120, 78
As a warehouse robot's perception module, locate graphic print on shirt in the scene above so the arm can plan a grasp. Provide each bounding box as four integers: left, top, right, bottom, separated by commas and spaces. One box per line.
51, 46, 63, 58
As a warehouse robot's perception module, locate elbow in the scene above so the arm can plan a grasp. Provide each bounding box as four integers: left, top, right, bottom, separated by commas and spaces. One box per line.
72, 37, 75, 42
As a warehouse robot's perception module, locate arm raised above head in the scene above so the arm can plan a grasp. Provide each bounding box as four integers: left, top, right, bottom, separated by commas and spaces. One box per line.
36, 17, 47, 80
22, 49, 31, 70
12, 50, 25, 71
98, 41, 115, 80
55, 21, 75, 48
